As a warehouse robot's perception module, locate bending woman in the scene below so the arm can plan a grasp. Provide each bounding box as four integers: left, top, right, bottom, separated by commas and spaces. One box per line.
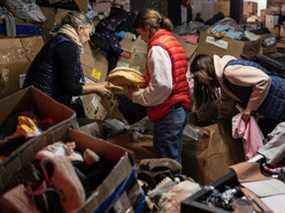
190, 54, 285, 133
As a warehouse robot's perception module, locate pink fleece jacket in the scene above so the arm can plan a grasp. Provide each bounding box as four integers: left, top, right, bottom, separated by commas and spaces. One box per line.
232, 113, 264, 159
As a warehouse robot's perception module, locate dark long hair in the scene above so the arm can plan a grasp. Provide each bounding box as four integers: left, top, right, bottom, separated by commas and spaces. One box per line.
190, 54, 219, 108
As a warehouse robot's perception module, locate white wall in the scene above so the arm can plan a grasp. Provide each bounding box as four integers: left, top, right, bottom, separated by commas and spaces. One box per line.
244, 0, 267, 16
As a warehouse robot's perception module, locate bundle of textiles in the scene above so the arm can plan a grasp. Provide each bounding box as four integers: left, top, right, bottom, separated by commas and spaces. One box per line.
208, 18, 245, 40
0, 112, 55, 158
257, 122, 285, 182
137, 158, 201, 212
137, 158, 183, 192
204, 185, 243, 211
0, 142, 114, 212
107, 67, 145, 94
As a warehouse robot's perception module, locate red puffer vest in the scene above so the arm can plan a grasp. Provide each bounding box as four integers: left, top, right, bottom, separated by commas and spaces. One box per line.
145, 29, 191, 122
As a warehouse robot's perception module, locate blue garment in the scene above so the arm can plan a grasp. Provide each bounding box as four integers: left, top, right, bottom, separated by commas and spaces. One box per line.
211, 24, 244, 40
259, 76, 285, 122
153, 106, 188, 163
115, 31, 127, 40
224, 59, 285, 123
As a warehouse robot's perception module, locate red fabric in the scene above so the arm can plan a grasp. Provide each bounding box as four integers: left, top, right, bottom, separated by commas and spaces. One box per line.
146, 29, 191, 122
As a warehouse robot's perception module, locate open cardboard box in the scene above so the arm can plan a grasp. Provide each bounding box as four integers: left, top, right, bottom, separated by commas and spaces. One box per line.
0, 86, 77, 194
181, 170, 240, 213
6, 128, 143, 212
197, 31, 261, 58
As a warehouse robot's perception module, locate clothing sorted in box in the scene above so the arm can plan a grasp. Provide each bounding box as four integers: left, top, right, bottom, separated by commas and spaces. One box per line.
208, 18, 246, 41
0, 141, 114, 212
5, 0, 46, 22
137, 158, 201, 212
0, 112, 54, 157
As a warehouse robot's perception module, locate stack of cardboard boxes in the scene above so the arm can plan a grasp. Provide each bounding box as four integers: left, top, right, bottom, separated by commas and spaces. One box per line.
261, 0, 285, 39
244, 1, 258, 18
215, 0, 230, 17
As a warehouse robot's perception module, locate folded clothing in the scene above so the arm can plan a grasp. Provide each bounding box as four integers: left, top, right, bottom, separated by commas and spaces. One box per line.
107, 67, 145, 90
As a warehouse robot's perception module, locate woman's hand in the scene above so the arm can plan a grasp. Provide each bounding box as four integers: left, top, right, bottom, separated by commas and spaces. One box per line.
106, 82, 139, 99
242, 109, 251, 123
106, 82, 126, 95
121, 51, 132, 59
91, 82, 113, 98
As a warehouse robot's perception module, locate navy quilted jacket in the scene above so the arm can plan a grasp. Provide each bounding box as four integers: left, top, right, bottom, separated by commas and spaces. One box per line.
24, 34, 84, 106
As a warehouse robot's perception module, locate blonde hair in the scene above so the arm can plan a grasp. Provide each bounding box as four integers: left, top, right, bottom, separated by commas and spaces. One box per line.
134, 9, 173, 32
60, 12, 90, 29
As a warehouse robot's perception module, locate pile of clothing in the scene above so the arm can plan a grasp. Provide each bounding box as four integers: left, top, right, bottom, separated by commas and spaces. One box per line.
5, 0, 46, 23
258, 122, 285, 181
36, 0, 95, 20
203, 185, 255, 211
0, 111, 55, 158
91, 5, 137, 71
0, 6, 16, 37
0, 0, 44, 37
0, 141, 113, 212
208, 18, 245, 40
205, 186, 241, 210
137, 158, 201, 212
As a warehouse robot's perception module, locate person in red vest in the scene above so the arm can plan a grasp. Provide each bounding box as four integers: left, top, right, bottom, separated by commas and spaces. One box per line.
130, 9, 191, 163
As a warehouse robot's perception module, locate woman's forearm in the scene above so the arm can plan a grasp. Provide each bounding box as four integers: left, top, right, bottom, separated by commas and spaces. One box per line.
82, 83, 99, 94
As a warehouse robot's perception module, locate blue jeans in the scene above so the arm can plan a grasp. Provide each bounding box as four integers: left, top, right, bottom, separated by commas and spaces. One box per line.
153, 105, 188, 163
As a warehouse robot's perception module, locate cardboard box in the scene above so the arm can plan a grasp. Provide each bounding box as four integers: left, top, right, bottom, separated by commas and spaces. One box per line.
181, 170, 238, 213
46, 0, 88, 12
176, 35, 199, 60
266, 14, 280, 30
80, 42, 109, 120
118, 34, 197, 72
192, 0, 216, 21
0, 86, 77, 194
40, 7, 72, 40
1, 126, 144, 211
215, 0, 230, 16
109, 132, 159, 160
66, 130, 143, 212
0, 36, 44, 98
244, 1, 258, 17
40, 7, 57, 40
196, 31, 261, 58
81, 93, 108, 121
74, 0, 89, 12
81, 43, 108, 83
118, 35, 147, 73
